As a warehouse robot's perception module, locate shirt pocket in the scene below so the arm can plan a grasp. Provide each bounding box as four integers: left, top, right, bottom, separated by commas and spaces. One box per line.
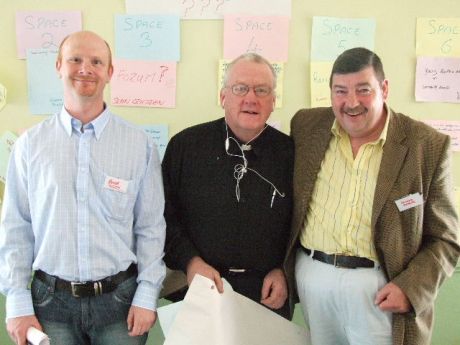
91, 166, 140, 222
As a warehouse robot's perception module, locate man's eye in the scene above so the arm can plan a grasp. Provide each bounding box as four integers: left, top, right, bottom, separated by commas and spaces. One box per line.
255, 87, 270, 95
68, 57, 80, 63
358, 88, 372, 95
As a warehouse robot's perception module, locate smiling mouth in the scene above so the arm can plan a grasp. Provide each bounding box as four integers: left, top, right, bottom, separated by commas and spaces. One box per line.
74, 78, 96, 83
344, 107, 366, 116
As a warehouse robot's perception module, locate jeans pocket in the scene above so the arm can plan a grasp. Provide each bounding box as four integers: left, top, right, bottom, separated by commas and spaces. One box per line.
31, 278, 54, 307
112, 277, 137, 305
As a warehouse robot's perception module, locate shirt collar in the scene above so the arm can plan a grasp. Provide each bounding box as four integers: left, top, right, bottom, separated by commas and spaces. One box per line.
331, 103, 391, 146
59, 105, 111, 140
220, 118, 268, 157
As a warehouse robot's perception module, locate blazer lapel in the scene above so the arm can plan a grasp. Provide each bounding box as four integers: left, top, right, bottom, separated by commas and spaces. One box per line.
372, 111, 408, 228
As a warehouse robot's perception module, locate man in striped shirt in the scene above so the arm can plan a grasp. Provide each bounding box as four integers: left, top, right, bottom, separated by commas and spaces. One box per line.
286, 47, 459, 345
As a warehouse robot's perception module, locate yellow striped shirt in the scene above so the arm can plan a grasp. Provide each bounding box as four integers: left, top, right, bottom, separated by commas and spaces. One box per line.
299, 114, 390, 261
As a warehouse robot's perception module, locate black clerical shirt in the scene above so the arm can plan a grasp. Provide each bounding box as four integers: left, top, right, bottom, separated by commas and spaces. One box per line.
162, 118, 294, 276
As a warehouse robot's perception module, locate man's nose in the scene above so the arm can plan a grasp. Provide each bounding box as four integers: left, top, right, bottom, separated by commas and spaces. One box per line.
79, 60, 93, 74
243, 87, 258, 103
345, 91, 359, 108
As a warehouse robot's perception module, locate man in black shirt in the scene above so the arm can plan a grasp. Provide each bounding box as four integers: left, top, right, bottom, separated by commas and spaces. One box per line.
162, 53, 293, 318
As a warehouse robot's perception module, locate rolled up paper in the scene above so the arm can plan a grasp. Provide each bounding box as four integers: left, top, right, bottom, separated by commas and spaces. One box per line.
26, 327, 50, 345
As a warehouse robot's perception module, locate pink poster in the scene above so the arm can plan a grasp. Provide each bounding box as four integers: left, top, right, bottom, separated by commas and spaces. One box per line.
415, 56, 460, 103
16, 11, 81, 59
111, 59, 176, 108
224, 15, 290, 61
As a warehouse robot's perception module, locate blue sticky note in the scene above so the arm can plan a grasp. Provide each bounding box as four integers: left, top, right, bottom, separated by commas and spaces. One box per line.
141, 124, 169, 160
27, 49, 63, 115
311, 16, 376, 61
115, 15, 180, 61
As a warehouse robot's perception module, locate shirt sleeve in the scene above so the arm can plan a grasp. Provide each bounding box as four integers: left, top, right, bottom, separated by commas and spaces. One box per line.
131, 140, 166, 311
162, 135, 200, 272
0, 134, 36, 319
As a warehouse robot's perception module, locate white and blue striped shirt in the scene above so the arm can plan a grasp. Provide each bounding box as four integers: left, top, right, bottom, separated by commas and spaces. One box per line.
0, 107, 166, 319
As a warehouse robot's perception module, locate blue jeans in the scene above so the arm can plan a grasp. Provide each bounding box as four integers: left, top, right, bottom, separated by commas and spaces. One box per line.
31, 275, 148, 345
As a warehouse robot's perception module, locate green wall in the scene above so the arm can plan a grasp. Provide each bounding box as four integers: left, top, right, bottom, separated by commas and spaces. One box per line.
1, 0, 459, 344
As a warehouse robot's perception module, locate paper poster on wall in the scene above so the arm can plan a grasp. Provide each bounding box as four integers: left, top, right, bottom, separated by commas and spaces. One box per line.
224, 15, 290, 62
416, 18, 460, 57
423, 120, 460, 151
415, 56, 460, 103
111, 59, 176, 108
141, 124, 168, 160
455, 187, 460, 217
125, 0, 291, 20
311, 16, 375, 62
115, 15, 180, 61
217, 59, 284, 108
0, 131, 18, 183
0, 182, 4, 209
27, 49, 63, 115
0, 83, 7, 111
310, 61, 333, 107
15, 11, 81, 59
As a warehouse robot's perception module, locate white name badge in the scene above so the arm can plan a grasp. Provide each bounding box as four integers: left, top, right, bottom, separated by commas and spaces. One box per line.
395, 192, 423, 212
104, 176, 128, 193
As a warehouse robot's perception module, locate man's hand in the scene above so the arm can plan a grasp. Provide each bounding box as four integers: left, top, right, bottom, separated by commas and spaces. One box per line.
186, 256, 224, 293
7, 315, 42, 345
375, 282, 411, 313
260, 268, 288, 310
127, 306, 157, 337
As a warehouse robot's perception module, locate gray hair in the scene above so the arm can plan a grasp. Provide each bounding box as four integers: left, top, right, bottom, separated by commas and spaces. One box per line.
222, 53, 277, 90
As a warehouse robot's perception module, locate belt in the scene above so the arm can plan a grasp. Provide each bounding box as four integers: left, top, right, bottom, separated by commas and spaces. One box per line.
217, 267, 267, 279
34, 264, 137, 298
302, 247, 375, 269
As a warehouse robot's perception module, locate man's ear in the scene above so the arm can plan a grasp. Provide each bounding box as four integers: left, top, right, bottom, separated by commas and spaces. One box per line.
107, 65, 114, 82
220, 90, 226, 109
56, 60, 62, 78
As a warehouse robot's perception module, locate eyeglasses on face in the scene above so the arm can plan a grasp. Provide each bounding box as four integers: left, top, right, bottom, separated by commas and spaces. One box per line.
227, 84, 273, 97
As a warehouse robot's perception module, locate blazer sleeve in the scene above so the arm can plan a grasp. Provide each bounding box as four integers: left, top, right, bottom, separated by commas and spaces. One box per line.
392, 136, 460, 316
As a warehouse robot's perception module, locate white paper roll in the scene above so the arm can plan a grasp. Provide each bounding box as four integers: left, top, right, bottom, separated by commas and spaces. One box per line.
26, 327, 50, 345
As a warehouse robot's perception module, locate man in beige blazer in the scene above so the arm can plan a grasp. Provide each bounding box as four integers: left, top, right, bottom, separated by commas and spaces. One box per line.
285, 47, 460, 345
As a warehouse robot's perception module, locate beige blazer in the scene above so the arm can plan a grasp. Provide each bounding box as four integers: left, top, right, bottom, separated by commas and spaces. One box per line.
285, 107, 460, 345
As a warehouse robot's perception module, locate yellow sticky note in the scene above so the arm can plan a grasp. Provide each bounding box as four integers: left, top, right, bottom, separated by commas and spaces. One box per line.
0, 181, 4, 210
455, 187, 460, 217
416, 18, 460, 56
272, 62, 284, 108
217, 60, 283, 108
217, 59, 232, 105
310, 61, 333, 107
0, 83, 6, 111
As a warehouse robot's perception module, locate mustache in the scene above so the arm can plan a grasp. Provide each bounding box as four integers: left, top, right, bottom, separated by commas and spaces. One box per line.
344, 106, 366, 114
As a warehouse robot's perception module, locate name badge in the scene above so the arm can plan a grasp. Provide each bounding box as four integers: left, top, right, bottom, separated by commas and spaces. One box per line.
104, 176, 128, 193
395, 192, 423, 212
